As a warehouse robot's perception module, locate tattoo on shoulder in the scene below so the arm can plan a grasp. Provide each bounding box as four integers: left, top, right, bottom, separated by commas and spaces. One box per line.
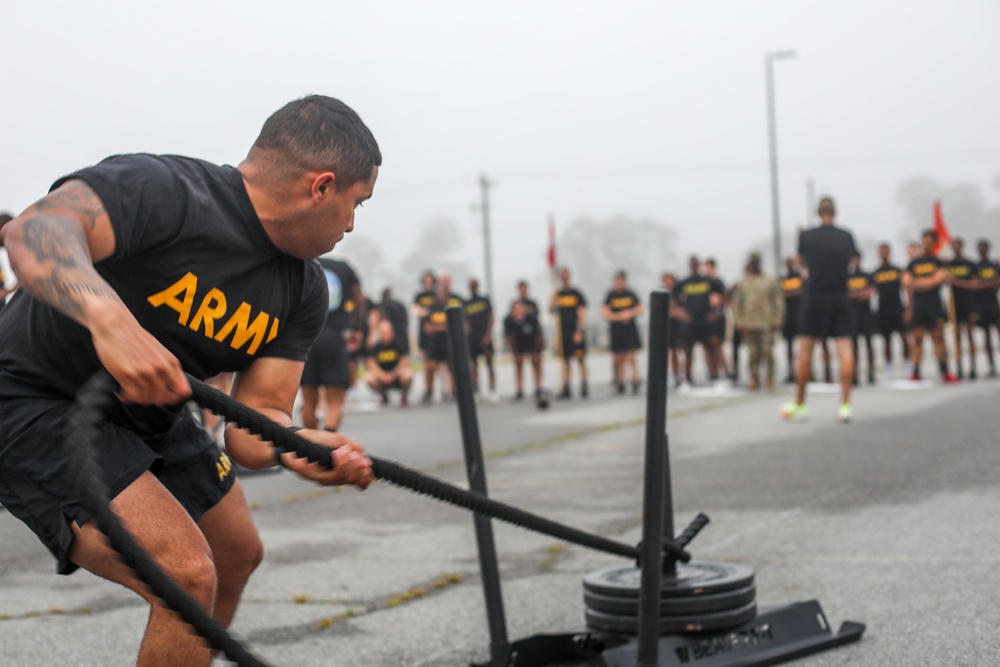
33, 180, 109, 232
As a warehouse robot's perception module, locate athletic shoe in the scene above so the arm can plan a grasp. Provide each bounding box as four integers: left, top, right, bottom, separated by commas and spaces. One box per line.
631, 381, 641, 395
421, 391, 433, 406
556, 385, 571, 400
580, 381, 589, 398
837, 403, 852, 423
616, 383, 626, 395
909, 372, 922, 382
513, 390, 525, 401
942, 372, 960, 385
779, 402, 808, 421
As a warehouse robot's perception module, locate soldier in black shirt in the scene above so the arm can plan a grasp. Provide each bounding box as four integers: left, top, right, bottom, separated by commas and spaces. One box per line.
369, 287, 409, 355
947, 238, 980, 379
300, 257, 363, 431
673, 256, 724, 384
421, 272, 465, 404
602, 271, 644, 394
365, 319, 412, 406
0, 96, 378, 664
412, 271, 437, 398
661, 272, 688, 388
780, 257, 805, 383
552, 267, 589, 399
903, 230, 957, 383
465, 278, 496, 395
780, 197, 857, 423
516, 280, 541, 318
974, 239, 1000, 377
872, 242, 910, 376
504, 300, 543, 400
847, 253, 876, 385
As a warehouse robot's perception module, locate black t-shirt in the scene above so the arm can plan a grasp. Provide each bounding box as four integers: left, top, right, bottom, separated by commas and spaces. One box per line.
317, 258, 360, 331
369, 341, 404, 372
555, 288, 586, 333
413, 289, 436, 327
906, 255, 944, 306
378, 297, 409, 342
504, 313, 542, 348
673, 275, 720, 320
798, 225, 858, 294
872, 264, 904, 313
847, 269, 872, 309
519, 298, 540, 318
426, 293, 466, 336
465, 295, 493, 339
948, 257, 976, 299
781, 271, 804, 310
604, 289, 641, 329
0, 154, 327, 431
976, 260, 1000, 304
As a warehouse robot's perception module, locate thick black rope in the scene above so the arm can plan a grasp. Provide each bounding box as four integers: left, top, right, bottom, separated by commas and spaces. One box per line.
186, 374, 691, 564
65, 373, 269, 667
65, 371, 693, 667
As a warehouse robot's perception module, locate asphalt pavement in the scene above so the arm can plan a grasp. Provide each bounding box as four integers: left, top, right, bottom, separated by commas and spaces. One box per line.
1, 350, 999, 666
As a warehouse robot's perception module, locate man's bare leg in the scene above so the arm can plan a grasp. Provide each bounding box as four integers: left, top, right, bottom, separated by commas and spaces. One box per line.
835, 337, 855, 404
300, 386, 320, 429
323, 386, 347, 430
197, 479, 263, 629
68, 472, 218, 667
795, 336, 815, 405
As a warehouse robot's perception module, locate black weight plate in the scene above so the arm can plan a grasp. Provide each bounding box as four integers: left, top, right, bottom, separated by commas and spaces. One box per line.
583, 561, 754, 599
585, 600, 757, 635
584, 584, 756, 617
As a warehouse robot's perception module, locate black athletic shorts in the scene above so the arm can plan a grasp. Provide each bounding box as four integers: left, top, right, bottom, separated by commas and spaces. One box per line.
782, 306, 800, 340
560, 333, 587, 360
301, 326, 350, 388
877, 308, 906, 337
680, 319, 712, 346
426, 333, 449, 363
910, 300, 945, 331
469, 337, 494, 359
977, 297, 1000, 328
798, 292, 856, 339
0, 394, 233, 575
610, 322, 641, 353
667, 318, 683, 348
854, 305, 875, 338
417, 328, 429, 353
953, 294, 979, 324
707, 316, 726, 346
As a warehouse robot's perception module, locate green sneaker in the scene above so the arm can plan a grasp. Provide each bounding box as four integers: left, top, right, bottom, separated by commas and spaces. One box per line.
837, 403, 852, 423
779, 402, 808, 421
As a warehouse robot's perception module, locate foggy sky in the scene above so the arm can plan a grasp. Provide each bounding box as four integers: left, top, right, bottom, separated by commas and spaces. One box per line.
2, 1, 998, 309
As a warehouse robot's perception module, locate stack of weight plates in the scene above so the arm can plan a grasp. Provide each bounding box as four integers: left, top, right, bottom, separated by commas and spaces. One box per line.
583, 561, 757, 634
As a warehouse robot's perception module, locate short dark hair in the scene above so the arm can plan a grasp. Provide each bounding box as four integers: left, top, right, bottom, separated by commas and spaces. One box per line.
250, 95, 381, 189
922, 229, 938, 242
0, 212, 13, 226
615, 270, 627, 280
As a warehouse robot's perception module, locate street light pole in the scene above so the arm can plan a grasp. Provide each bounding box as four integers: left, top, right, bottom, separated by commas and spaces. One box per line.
478, 174, 495, 302
765, 50, 796, 277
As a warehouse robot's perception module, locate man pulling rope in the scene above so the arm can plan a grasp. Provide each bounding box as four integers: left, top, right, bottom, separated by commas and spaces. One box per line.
0, 96, 379, 666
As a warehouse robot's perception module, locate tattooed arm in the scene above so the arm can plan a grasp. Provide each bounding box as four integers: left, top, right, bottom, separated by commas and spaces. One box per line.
0, 180, 190, 404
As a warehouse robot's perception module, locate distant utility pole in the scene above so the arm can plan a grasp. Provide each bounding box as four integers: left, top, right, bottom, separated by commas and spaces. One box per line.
478, 174, 495, 301
765, 49, 796, 277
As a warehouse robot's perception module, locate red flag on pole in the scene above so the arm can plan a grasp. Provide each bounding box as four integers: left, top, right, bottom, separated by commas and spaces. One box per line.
547, 215, 557, 269
932, 200, 952, 256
